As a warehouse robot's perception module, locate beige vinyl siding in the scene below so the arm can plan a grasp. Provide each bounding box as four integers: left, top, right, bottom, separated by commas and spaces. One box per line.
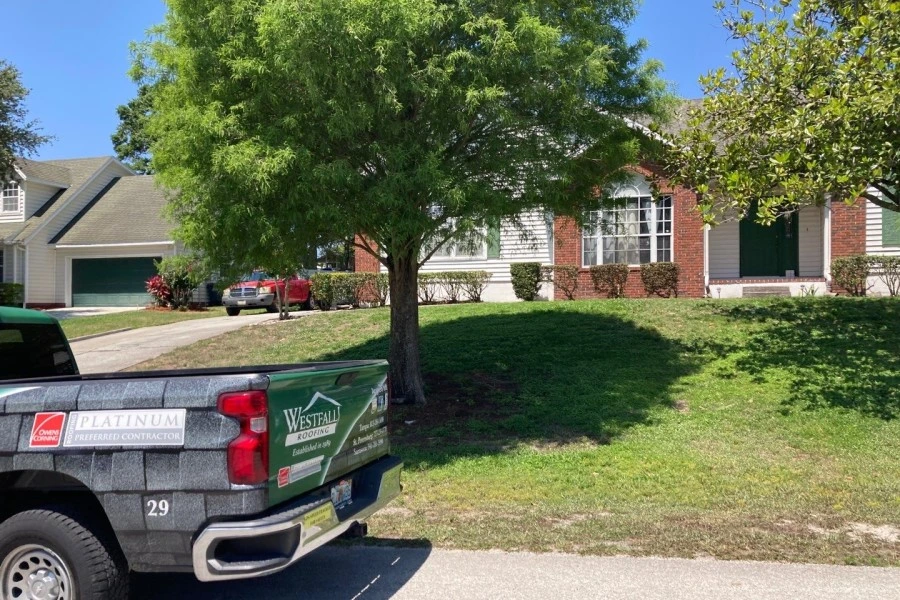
708, 219, 740, 279
2, 246, 12, 283
419, 210, 552, 283
866, 195, 900, 257
25, 241, 57, 304
797, 205, 824, 276
24, 181, 63, 219
55, 244, 177, 306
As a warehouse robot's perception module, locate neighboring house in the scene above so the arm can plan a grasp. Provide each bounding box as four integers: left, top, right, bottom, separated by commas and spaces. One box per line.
355, 162, 870, 299
3, 156, 177, 308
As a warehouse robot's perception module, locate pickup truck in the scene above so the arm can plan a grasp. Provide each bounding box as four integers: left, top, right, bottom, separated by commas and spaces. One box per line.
222, 271, 312, 316
0, 307, 401, 599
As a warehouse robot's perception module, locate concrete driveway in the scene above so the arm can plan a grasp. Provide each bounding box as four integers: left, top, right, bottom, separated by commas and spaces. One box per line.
47, 307, 141, 320
70, 310, 311, 373
132, 546, 900, 600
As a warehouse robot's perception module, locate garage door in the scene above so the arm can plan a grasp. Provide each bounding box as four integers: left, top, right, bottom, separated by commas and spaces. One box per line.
72, 257, 160, 307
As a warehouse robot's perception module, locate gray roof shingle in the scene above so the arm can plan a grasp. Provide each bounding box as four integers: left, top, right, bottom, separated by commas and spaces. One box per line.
15, 158, 71, 186
52, 176, 174, 246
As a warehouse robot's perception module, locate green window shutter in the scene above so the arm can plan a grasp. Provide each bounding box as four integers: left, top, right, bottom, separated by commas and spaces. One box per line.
486, 220, 501, 259
883, 207, 900, 247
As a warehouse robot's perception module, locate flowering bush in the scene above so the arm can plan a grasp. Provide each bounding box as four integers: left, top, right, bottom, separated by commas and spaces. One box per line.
146, 275, 172, 308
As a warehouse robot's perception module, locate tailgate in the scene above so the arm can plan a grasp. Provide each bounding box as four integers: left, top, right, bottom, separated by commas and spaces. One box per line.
267, 361, 390, 506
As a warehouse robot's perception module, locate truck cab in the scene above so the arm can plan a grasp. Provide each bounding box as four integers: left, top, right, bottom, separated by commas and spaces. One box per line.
222, 271, 312, 316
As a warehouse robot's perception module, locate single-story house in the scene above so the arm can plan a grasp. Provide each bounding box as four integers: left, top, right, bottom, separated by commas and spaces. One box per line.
3, 156, 177, 308
355, 164, 891, 300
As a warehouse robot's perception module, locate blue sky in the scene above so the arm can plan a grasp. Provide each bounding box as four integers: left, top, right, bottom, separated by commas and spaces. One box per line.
1, 0, 735, 161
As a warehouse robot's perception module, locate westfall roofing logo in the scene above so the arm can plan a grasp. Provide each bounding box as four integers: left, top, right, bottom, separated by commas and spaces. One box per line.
283, 392, 342, 447
29, 412, 67, 448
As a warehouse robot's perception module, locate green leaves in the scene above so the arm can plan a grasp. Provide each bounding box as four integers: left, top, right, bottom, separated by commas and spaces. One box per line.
667, 0, 900, 223
0, 61, 52, 178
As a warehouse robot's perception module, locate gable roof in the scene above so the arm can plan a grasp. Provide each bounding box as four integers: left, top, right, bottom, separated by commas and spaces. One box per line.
9, 157, 116, 243
52, 175, 174, 246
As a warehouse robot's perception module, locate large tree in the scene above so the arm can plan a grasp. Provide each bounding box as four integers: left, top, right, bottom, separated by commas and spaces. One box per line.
0, 61, 51, 178
111, 82, 157, 174
666, 0, 900, 224
143, 0, 668, 404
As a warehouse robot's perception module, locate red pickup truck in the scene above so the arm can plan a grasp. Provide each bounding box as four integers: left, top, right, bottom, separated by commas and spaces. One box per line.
222, 271, 312, 316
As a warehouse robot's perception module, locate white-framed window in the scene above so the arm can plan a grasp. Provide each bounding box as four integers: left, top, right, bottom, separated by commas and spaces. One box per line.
1, 182, 21, 214
582, 195, 673, 266
424, 220, 487, 260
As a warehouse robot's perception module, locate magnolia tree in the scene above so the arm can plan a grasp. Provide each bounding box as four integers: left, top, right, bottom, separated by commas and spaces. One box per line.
666, 0, 900, 224
142, 0, 669, 405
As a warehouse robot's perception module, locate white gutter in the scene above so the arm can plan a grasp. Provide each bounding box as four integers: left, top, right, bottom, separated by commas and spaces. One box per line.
23, 244, 28, 307
55, 241, 175, 249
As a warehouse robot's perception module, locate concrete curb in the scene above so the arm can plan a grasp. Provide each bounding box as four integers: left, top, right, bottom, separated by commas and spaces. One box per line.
68, 328, 134, 343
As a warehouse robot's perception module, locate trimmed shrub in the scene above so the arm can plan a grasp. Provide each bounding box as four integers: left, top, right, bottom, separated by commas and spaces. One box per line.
309, 273, 336, 310
589, 264, 630, 298
545, 265, 579, 300
156, 256, 209, 309
510, 263, 542, 301
417, 273, 442, 304
146, 275, 172, 308
868, 255, 900, 296
459, 271, 492, 302
831, 255, 869, 296
438, 272, 465, 303
640, 262, 679, 297
0, 283, 24, 307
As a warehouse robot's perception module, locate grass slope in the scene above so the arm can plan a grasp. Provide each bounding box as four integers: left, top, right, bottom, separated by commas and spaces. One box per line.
137, 298, 900, 565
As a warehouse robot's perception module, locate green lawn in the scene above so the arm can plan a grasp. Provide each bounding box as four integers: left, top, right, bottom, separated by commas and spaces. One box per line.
59, 306, 244, 339
136, 298, 900, 565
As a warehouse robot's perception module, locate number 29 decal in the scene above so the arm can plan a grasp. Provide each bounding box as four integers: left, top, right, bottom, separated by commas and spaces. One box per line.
146, 499, 170, 517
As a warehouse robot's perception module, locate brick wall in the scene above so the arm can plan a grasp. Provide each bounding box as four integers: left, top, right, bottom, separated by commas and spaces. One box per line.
354, 235, 381, 273
830, 198, 866, 258
553, 163, 706, 299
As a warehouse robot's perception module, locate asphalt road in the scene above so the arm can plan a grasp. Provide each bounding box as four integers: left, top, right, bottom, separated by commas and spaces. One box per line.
133, 546, 900, 600
70, 311, 312, 373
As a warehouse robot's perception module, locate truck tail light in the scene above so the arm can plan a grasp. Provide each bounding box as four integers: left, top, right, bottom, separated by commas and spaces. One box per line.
218, 390, 269, 485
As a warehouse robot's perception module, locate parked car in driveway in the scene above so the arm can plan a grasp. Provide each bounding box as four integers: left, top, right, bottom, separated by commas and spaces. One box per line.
222, 271, 312, 316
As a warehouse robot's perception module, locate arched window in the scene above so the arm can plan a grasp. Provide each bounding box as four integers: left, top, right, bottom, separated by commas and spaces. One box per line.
2, 182, 21, 214
582, 183, 672, 266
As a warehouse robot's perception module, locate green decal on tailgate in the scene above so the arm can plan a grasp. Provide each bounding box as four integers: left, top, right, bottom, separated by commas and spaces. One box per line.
267, 362, 390, 506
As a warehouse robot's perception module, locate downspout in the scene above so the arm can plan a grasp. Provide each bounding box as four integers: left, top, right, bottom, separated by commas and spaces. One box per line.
703, 224, 710, 296
23, 245, 28, 308
823, 196, 832, 285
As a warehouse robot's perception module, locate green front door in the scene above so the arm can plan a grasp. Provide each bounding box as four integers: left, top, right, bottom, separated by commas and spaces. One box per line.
740, 208, 799, 277
72, 257, 159, 307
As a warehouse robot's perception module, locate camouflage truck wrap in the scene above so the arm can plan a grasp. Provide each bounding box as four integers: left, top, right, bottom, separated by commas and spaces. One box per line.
0, 308, 401, 600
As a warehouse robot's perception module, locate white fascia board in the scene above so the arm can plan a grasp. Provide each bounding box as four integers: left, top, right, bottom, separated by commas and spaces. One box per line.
55, 241, 175, 249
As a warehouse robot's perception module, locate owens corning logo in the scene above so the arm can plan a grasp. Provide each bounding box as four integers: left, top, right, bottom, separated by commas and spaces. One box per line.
283, 392, 341, 447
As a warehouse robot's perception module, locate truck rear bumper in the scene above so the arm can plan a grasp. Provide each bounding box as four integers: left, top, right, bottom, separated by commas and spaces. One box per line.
191, 455, 402, 582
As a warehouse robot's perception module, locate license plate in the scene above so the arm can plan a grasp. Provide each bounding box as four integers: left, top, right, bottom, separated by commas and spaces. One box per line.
237, 300, 247, 306
331, 479, 352, 508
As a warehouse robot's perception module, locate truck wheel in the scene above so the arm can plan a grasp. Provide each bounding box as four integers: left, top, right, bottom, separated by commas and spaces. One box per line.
226, 307, 241, 317
301, 295, 313, 311
266, 302, 279, 314
0, 508, 128, 600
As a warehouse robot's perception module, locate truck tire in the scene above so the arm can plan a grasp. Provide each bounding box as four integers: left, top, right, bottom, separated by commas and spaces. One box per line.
301, 295, 313, 311
266, 302, 279, 314
0, 508, 128, 600
226, 307, 241, 317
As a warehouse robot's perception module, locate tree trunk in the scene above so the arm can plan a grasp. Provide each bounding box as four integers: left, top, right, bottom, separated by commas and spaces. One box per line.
387, 253, 426, 405
281, 276, 291, 320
